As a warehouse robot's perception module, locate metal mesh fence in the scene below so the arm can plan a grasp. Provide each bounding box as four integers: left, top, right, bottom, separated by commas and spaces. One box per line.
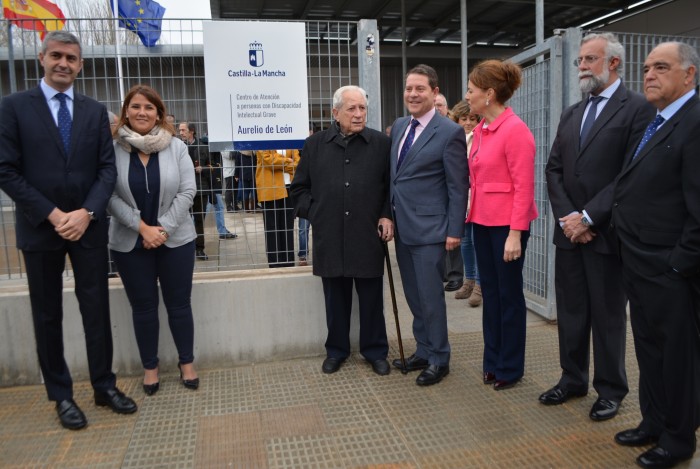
510, 58, 552, 306
0, 18, 361, 278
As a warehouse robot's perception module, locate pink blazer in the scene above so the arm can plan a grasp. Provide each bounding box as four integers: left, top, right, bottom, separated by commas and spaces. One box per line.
466, 107, 538, 230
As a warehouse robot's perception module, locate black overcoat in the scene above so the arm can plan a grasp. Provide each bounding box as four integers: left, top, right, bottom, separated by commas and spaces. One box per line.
290, 125, 391, 278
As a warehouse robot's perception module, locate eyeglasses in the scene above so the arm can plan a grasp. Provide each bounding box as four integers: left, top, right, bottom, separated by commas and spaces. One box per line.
573, 55, 606, 66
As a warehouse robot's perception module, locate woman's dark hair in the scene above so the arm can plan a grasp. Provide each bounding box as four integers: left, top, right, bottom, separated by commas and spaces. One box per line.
468, 60, 522, 104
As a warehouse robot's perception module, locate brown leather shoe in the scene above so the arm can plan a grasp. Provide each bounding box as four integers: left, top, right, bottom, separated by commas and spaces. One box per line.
467, 284, 482, 307
483, 371, 496, 384
454, 279, 474, 299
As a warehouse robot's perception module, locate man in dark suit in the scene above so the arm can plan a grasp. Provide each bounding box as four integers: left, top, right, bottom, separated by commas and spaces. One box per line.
291, 85, 393, 376
611, 41, 700, 469
178, 121, 212, 259
390, 64, 468, 386
0, 31, 137, 430
542, 33, 655, 421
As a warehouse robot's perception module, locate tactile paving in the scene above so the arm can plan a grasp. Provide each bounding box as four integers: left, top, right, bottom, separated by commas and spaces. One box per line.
2, 308, 698, 468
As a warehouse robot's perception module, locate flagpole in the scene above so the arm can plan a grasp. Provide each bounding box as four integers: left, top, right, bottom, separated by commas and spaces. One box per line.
6, 20, 17, 93
112, 0, 125, 105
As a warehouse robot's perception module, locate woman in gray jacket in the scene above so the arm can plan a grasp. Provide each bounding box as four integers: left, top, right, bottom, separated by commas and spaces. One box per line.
108, 85, 199, 395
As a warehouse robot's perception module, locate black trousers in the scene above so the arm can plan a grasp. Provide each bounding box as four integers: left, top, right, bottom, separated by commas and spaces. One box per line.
23, 244, 116, 402
621, 245, 700, 458
224, 176, 237, 208
112, 241, 196, 370
191, 192, 206, 250
321, 276, 388, 361
261, 197, 295, 268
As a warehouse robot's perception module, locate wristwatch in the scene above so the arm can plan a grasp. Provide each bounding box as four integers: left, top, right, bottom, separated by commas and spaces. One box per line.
581, 215, 591, 227
85, 209, 97, 221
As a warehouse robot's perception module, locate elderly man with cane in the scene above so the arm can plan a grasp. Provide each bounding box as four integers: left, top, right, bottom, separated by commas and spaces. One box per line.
290, 85, 393, 376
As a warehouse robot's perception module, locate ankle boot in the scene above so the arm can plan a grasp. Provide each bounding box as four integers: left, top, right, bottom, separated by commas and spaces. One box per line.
454, 279, 475, 299
467, 284, 482, 307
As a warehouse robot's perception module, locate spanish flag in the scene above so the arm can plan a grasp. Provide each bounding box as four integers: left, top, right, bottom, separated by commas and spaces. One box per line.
2, 0, 66, 39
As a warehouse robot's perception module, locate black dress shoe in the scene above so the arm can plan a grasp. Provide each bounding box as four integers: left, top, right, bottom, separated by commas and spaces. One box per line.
195, 249, 208, 260
483, 371, 496, 384
636, 446, 689, 469
370, 359, 390, 376
94, 388, 137, 414
56, 399, 87, 430
538, 385, 587, 405
392, 353, 429, 372
219, 232, 238, 240
322, 357, 345, 374
589, 398, 620, 421
416, 364, 449, 386
493, 378, 520, 390
444, 280, 463, 291
614, 428, 659, 447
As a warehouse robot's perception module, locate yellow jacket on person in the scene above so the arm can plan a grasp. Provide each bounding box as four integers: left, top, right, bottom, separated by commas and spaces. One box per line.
255, 149, 300, 202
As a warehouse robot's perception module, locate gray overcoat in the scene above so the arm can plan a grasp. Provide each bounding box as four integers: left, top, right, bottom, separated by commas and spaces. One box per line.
290, 124, 391, 278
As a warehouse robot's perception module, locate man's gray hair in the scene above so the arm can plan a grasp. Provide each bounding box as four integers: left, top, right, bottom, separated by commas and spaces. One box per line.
41, 31, 82, 57
332, 85, 368, 110
674, 41, 700, 86
582, 32, 625, 75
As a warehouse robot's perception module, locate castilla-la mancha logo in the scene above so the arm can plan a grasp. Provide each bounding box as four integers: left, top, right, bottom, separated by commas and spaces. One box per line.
249, 42, 264, 67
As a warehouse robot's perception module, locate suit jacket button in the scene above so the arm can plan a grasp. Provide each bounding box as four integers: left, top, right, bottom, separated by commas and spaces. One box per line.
345, 211, 350, 216
345, 182, 350, 187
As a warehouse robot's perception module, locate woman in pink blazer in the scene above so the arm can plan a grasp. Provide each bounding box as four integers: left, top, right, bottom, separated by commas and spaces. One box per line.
465, 60, 538, 390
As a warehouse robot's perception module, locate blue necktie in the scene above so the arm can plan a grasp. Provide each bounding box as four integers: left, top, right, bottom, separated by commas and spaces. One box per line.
579, 95, 602, 145
397, 119, 420, 170
55, 93, 72, 154
633, 114, 665, 160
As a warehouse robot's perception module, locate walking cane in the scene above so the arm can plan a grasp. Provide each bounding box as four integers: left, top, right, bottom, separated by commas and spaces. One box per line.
379, 225, 408, 374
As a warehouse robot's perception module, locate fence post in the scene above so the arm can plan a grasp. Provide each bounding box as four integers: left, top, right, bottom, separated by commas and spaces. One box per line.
357, 19, 382, 132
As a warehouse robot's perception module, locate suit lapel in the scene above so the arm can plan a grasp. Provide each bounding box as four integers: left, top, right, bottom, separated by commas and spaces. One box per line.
391, 117, 410, 176
620, 97, 698, 176
69, 93, 87, 162
29, 88, 68, 158
579, 88, 627, 155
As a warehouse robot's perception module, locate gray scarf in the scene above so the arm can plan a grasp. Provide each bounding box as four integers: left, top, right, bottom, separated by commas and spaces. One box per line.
116, 125, 173, 154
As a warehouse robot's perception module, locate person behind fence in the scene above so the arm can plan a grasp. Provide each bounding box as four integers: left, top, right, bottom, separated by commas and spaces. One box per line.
178, 121, 212, 260
450, 100, 482, 307
206, 148, 237, 240
235, 150, 257, 212
438, 93, 465, 295
389, 64, 469, 386
611, 41, 700, 469
0, 31, 137, 430
108, 85, 200, 396
290, 85, 392, 376
223, 150, 238, 212
465, 59, 538, 391
256, 148, 299, 268
541, 32, 655, 422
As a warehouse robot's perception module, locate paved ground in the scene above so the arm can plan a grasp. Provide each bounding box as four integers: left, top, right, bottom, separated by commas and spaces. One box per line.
1, 209, 699, 468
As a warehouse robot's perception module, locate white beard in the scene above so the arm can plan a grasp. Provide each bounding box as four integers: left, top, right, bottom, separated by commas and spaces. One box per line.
579, 67, 610, 94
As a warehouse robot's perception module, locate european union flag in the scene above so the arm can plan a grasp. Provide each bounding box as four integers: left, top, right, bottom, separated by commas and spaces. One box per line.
112, 0, 165, 47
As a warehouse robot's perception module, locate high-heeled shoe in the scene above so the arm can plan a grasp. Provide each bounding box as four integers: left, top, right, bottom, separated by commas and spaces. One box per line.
143, 382, 160, 396
143, 368, 160, 395
178, 363, 199, 390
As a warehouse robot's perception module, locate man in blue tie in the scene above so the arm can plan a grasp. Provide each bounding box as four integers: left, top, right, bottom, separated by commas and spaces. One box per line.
389, 64, 468, 385
612, 41, 700, 469
542, 33, 654, 420
0, 31, 137, 430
